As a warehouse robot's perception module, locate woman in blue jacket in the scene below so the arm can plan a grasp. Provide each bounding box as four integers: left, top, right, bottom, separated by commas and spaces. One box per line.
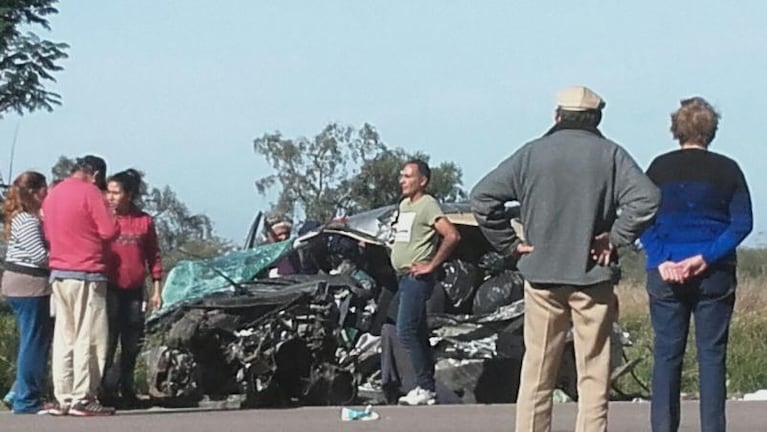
641, 97, 753, 432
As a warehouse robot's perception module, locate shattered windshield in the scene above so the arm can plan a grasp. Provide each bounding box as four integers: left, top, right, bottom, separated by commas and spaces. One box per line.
160, 240, 294, 313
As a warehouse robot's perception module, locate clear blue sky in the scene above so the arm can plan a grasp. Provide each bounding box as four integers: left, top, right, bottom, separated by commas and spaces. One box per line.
1, 1, 765, 245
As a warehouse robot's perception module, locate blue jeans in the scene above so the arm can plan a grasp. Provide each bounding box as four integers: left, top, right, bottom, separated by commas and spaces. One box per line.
396, 274, 435, 392
647, 268, 735, 432
6, 296, 53, 414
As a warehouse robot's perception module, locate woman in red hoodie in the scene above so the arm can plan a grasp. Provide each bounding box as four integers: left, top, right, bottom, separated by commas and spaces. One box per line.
101, 169, 163, 407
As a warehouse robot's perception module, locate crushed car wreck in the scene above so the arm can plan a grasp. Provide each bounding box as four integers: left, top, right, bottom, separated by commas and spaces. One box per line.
144, 203, 639, 408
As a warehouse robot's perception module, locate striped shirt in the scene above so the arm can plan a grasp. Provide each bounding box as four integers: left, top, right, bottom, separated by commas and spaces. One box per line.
5, 212, 48, 269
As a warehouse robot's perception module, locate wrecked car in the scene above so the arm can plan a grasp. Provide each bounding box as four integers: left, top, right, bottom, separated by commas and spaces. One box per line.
144, 203, 637, 408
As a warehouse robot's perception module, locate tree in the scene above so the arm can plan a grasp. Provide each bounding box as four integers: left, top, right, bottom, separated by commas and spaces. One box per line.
343, 148, 466, 213
253, 123, 385, 222
160, 237, 233, 274
143, 185, 214, 252
253, 123, 466, 221
0, 0, 69, 117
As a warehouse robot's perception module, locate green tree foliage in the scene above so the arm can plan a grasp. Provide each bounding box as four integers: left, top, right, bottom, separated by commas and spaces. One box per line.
0, 0, 69, 117
253, 123, 466, 221
160, 237, 233, 273
143, 185, 214, 252
343, 148, 466, 214
253, 123, 385, 222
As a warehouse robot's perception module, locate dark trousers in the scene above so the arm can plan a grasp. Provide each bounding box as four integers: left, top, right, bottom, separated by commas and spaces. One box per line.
647, 268, 736, 432
395, 274, 435, 392
6, 296, 52, 413
379, 323, 462, 404
102, 287, 144, 399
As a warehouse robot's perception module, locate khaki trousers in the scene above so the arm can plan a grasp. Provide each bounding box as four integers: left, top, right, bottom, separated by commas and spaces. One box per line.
515, 281, 615, 432
51, 279, 109, 404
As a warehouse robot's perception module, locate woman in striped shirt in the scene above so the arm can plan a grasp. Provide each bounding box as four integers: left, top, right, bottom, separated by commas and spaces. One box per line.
1, 171, 52, 414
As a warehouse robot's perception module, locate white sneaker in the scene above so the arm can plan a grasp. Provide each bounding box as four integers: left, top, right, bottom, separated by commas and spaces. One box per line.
398, 386, 436, 406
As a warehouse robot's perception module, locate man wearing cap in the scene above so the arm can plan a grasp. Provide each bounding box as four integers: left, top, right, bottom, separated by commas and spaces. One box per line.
42, 155, 119, 416
470, 87, 659, 431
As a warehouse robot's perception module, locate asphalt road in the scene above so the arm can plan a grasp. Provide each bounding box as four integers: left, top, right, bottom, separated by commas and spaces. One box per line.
2, 401, 766, 432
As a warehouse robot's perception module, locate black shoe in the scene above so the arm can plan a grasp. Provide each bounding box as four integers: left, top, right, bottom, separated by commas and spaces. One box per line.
99, 395, 118, 409
117, 393, 142, 410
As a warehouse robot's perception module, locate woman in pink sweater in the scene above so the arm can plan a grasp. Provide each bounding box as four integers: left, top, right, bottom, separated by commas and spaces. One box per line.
101, 169, 163, 407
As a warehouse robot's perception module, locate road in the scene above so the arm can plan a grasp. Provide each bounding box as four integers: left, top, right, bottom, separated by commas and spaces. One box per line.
2, 401, 766, 432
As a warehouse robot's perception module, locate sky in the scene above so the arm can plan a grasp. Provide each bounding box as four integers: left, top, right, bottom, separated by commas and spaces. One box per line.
1, 1, 765, 245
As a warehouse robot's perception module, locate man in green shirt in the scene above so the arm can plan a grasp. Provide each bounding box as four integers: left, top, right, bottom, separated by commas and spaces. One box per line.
390, 159, 460, 406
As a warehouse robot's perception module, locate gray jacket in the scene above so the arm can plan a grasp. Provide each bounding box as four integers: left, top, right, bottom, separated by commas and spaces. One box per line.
470, 128, 660, 286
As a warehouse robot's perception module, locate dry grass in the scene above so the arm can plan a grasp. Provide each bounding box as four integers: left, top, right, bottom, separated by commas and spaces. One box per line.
615, 281, 649, 319
617, 277, 767, 318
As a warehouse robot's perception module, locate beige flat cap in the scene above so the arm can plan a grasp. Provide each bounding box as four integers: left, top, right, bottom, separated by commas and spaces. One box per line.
556, 86, 606, 111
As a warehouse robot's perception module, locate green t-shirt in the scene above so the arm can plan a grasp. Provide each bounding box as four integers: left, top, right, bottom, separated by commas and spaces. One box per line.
390, 195, 444, 274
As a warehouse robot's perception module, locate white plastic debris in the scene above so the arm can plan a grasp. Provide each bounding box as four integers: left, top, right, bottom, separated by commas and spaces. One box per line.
743, 389, 767, 401
341, 405, 380, 421
553, 389, 573, 403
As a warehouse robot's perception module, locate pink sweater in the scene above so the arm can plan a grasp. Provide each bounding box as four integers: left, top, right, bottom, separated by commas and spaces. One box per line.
42, 178, 119, 273
107, 210, 163, 289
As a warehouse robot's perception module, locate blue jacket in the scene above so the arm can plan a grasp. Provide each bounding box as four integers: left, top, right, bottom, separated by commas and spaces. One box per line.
640, 149, 753, 269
